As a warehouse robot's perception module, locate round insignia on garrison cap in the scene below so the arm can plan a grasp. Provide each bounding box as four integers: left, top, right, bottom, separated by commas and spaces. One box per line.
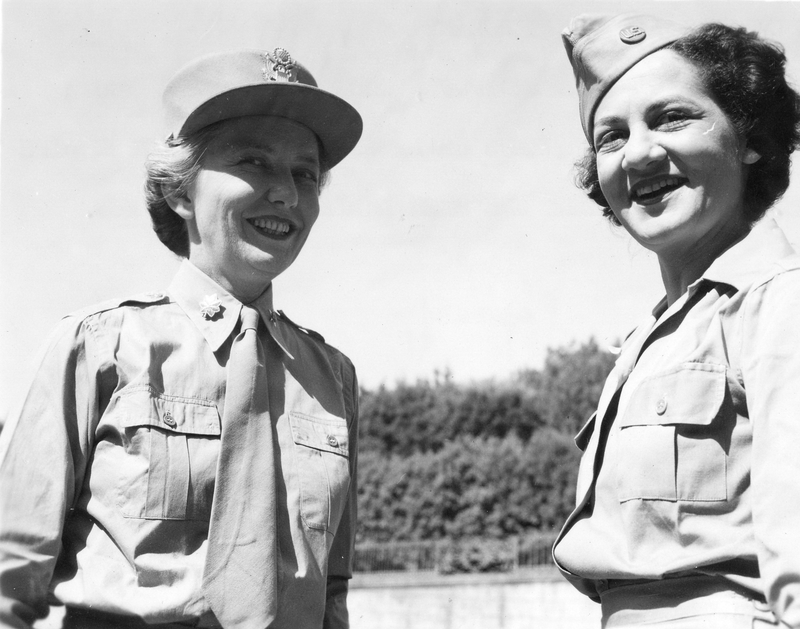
562, 13, 690, 143
619, 26, 647, 44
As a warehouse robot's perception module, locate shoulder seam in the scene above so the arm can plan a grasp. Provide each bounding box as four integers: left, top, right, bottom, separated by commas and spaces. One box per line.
64, 292, 170, 321
751, 258, 800, 292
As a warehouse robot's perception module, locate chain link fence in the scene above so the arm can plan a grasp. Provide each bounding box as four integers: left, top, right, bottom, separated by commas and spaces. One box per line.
354, 532, 558, 574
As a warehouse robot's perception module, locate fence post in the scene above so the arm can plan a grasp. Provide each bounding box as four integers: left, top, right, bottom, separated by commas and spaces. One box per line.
511, 536, 519, 572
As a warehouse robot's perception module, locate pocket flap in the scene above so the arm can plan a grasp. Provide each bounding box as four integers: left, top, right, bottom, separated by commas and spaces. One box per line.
620, 363, 726, 428
289, 411, 349, 457
116, 389, 220, 436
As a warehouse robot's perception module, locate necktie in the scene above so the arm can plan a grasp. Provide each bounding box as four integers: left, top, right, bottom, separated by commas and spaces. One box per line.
203, 306, 278, 628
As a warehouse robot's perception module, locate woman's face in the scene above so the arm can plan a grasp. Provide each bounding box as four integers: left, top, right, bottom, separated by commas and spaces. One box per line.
593, 49, 756, 258
169, 115, 321, 301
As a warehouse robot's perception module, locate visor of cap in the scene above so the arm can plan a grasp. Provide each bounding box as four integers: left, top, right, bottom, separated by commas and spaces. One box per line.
562, 13, 690, 144
163, 49, 363, 168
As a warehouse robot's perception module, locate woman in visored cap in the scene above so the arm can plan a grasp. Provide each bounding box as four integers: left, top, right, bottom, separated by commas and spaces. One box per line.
0, 48, 362, 629
553, 13, 800, 628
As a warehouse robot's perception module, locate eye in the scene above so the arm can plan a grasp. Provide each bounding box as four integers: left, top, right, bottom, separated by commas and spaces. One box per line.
293, 168, 320, 185
595, 128, 627, 152
655, 109, 689, 129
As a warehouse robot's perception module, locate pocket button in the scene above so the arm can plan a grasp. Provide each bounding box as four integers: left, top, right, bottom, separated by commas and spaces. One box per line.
163, 411, 177, 428
327, 434, 339, 448
656, 397, 668, 415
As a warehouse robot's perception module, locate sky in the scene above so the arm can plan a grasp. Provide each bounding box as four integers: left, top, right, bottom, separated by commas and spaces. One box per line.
2, 0, 800, 416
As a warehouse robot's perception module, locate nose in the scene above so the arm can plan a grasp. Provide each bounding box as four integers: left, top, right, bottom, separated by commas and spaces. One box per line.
621, 129, 667, 172
266, 171, 298, 209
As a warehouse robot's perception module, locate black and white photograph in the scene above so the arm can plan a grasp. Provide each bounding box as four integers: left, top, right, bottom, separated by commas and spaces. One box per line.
2, 2, 800, 627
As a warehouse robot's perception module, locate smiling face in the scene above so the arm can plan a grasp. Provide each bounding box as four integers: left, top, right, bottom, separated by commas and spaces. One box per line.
593, 49, 758, 260
168, 115, 322, 302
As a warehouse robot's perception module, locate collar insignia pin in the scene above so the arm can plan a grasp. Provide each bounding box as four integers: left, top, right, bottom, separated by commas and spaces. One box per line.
262, 47, 298, 83
199, 294, 222, 320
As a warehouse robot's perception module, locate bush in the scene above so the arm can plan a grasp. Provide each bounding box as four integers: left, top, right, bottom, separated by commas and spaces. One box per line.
355, 338, 612, 547
357, 432, 579, 543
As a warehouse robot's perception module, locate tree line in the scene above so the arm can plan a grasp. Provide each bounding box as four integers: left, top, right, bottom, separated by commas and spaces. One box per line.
355, 338, 616, 548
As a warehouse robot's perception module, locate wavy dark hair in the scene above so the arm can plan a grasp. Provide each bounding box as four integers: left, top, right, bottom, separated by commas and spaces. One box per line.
144, 123, 330, 257
576, 23, 800, 225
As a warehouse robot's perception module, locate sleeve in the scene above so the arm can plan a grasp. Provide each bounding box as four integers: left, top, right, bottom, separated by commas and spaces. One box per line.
323, 360, 359, 629
0, 315, 98, 629
740, 269, 800, 628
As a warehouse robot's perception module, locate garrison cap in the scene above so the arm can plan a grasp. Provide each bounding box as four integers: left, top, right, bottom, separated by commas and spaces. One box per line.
562, 14, 690, 144
163, 48, 362, 168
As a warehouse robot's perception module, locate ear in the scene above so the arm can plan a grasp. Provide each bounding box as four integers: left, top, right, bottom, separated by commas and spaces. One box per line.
742, 147, 761, 165
162, 183, 195, 220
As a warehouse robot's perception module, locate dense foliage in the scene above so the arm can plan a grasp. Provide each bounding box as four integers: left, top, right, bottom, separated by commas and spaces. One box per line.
356, 338, 616, 545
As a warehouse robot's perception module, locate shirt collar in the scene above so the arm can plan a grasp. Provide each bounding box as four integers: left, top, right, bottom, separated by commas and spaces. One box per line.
169, 261, 243, 352
168, 260, 295, 359
700, 218, 796, 291
648, 218, 795, 319
250, 285, 296, 360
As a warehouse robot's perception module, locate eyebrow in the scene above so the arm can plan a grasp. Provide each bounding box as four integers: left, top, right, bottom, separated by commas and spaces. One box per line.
595, 96, 700, 132
594, 114, 625, 132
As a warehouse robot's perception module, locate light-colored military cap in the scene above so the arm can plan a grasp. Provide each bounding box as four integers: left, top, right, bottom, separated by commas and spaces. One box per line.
562, 14, 690, 144
163, 47, 362, 168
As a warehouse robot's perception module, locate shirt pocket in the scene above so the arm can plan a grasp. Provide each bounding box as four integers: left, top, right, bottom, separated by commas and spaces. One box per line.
289, 411, 351, 535
114, 389, 221, 520
616, 363, 728, 503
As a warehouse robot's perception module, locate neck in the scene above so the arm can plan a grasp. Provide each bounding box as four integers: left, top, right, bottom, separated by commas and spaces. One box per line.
657, 222, 750, 305
213, 275, 270, 305
188, 258, 272, 305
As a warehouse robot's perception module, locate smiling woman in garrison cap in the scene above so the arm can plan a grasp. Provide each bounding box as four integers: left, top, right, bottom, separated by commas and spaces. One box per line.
552, 13, 800, 628
0, 48, 362, 629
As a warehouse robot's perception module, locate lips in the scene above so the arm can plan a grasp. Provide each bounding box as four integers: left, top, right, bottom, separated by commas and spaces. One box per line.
630, 176, 687, 203
247, 217, 293, 238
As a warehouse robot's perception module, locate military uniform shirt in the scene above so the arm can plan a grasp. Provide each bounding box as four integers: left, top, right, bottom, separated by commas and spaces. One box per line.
0, 260, 358, 629
553, 219, 800, 627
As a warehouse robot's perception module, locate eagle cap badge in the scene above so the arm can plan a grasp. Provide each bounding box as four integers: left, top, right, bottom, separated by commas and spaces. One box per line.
262, 47, 298, 82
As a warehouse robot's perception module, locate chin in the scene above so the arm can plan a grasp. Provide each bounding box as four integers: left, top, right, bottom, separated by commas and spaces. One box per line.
251, 255, 295, 277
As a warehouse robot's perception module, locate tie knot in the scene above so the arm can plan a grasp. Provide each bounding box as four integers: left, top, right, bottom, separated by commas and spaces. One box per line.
240, 306, 261, 332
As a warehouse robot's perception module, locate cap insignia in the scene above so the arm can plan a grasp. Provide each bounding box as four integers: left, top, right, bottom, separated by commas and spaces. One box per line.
262, 47, 298, 83
619, 26, 646, 44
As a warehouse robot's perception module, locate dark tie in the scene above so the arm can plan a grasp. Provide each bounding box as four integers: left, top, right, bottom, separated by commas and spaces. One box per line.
203, 306, 278, 628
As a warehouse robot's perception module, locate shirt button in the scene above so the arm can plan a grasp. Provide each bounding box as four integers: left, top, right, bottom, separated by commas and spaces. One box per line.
656, 397, 668, 415
163, 411, 177, 428
327, 435, 339, 448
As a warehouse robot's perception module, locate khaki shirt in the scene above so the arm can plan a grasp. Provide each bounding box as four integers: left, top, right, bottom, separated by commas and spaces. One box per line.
553, 219, 800, 627
0, 260, 358, 628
